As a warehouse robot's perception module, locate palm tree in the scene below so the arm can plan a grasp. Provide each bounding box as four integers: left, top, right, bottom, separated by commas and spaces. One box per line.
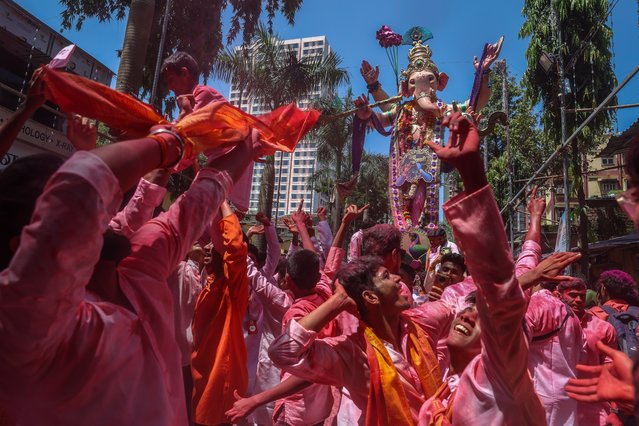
308, 92, 355, 230
114, 0, 155, 96
213, 27, 349, 220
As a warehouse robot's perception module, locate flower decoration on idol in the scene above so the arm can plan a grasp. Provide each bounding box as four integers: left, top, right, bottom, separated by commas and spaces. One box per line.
375, 25, 403, 89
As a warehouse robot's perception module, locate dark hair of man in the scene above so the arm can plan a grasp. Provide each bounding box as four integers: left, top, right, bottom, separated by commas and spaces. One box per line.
362, 224, 401, 258
0, 154, 64, 269
287, 249, 320, 290
465, 291, 477, 306
337, 256, 384, 317
596, 269, 639, 302
100, 230, 132, 264
161, 51, 199, 80
276, 257, 288, 278
399, 262, 416, 282
557, 277, 587, 292
441, 252, 466, 273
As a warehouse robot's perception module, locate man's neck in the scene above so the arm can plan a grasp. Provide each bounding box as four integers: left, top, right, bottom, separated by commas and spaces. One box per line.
448, 348, 475, 374
367, 310, 402, 351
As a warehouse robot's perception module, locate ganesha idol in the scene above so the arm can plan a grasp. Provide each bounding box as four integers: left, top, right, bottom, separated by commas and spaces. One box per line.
355, 29, 501, 232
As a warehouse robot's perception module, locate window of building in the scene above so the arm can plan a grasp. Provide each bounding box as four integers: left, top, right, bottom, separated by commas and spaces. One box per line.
600, 181, 620, 193
279, 202, 285, 208
602, 157, 615, 166
293, 177, 299, 182
294, 168, 300, 173
294, 160, 300, 165
291, 194, 297, 199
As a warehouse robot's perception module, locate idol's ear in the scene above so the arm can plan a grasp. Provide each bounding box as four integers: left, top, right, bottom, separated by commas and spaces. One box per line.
401, 80, 410, 98
437, 72, 449, 91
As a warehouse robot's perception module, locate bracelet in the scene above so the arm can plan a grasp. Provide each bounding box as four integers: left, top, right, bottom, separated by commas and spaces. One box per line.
148, 128, 185, 168
366, 81, 381, 92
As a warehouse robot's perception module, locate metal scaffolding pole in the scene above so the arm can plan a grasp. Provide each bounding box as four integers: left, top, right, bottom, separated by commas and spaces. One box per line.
500, 63, 639, 214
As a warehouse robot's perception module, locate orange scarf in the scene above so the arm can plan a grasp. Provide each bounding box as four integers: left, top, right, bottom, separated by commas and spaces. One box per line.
39, 66, 319, 156
362, 318, 442, 426
428, 380, 456, 426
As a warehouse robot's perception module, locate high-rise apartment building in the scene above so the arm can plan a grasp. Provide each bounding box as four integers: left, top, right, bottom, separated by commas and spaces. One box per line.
228, 35, 331, 217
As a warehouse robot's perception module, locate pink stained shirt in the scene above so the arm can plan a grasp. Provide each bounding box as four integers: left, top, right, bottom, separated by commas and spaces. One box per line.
0, 151, 232, 425
193, 84, 226, 110
526, 289, 586, 426
578, 311, 617, 424
245, 257, 294, 424
108, 176, 167, 237
269, 299, 453, 424
168, 259, 203, 366
420, 185, 546, 425
273, 246, 346, 426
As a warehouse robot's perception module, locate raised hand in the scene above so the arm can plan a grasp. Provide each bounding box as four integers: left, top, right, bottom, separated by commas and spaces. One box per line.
473, 36, 504, 70
291, 199, 310, 226
425, 110, 485, 194
334, 279, 359, 318
66, 114, 98, 151
256, 211, 271, 227
282, 217, 299, 235
565, 341, 634, 406
354, 94, 372, 120
342, 204, 370, 224
360, 60, 380, 85
225, 390, 258, 423
316, 207, 327, 222
175, 94, 194, 122
247, 224, 265, 238
518, 252, 582, 290
527, 185, 546, 217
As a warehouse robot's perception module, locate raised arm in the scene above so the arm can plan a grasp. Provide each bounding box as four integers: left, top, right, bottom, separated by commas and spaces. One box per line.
430, 111, 531, 396
315, 207, 333, 250
119, 130, 262, 282
0, 125, 186, 371
514, 186, 546, 277
291, 200, 315, 253
256, 212, 280, 278
108, 169, 169, 238
360, 60, 393, 112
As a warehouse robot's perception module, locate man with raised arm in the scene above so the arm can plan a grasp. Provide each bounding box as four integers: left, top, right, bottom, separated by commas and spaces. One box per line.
0, 112, 261, 425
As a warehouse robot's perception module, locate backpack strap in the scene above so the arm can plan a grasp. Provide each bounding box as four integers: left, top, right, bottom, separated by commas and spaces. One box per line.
532, 308, 574, 342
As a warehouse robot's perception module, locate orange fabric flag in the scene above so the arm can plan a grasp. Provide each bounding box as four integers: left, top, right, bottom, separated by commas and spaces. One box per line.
39, 66, 320, 155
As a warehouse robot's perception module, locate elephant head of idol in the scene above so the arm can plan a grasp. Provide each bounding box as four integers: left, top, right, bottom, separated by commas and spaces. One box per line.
400, 41, 448, 117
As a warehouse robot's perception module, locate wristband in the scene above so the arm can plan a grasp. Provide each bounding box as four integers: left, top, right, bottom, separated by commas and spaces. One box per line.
148, 128, 185, 168
366, 81, 381, 92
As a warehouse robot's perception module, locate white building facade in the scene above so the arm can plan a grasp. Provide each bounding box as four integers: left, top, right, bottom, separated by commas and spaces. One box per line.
228, 35, 331, 217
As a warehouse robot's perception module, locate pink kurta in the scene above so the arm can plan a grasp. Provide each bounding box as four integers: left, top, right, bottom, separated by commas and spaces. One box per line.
526, 289, 585, 426
269, 297, 452, 424
108, 176, 167, 237
420, 185, 546, 425
0, 152, 232, 425
168, 259, 203, 366
273, 246, 345, 425
578, 311, 617, 424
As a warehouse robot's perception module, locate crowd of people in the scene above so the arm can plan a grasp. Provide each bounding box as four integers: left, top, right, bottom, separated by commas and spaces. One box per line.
1, 51, 639, 426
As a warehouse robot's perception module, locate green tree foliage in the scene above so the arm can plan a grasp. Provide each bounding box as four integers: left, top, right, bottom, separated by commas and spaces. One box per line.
520, 0, 617, 264
308, 93, 390, 227
482, 67, 558, 214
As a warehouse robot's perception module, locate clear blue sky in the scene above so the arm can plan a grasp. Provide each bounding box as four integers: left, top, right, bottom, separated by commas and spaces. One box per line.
14, 0, 639, 155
